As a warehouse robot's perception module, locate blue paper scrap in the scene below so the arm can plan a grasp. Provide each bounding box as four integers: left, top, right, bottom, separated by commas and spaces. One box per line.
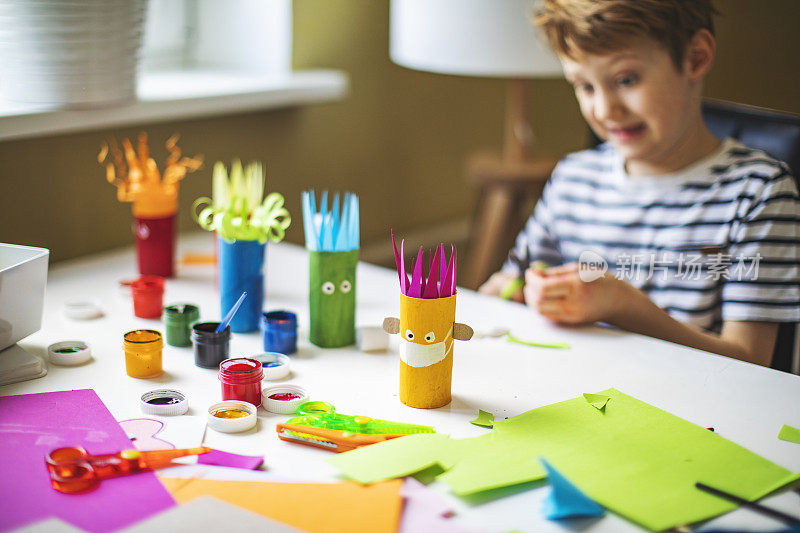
540, 457, 605, 520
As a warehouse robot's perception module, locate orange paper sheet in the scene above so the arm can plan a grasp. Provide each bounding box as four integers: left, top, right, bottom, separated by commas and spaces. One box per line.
160, 477, 403, 533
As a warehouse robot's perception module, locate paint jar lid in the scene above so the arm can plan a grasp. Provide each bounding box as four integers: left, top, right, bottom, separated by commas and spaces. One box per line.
63, 300, 103, 320
250, 352, 291, 381
207, 400, 258, 433
140, 389, 189, 416
48, 341, 92, 366
262, 384, 309, 415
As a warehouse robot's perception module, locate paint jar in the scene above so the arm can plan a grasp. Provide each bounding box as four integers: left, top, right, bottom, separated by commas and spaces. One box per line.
191, 322, 231, 369
218, 358, 264, 407
218, 237, 265, 333
123, 329, 164, 378
163, 304, 200, 347
261, 310, 298, 354
308, 249, 358, 347
134, 214, 175, 278
130, 275, 165, 319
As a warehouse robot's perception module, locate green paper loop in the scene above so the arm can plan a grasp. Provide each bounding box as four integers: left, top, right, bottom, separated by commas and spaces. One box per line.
193, 191, 291, 244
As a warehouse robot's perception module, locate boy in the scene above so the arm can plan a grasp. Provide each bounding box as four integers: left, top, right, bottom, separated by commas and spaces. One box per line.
480, 0, 800, 367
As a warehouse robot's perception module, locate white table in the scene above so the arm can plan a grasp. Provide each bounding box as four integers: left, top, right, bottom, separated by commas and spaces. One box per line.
5, 232, 800, 533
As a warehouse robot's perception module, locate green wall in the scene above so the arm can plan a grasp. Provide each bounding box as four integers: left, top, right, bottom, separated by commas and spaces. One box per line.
0, 0, 797, 267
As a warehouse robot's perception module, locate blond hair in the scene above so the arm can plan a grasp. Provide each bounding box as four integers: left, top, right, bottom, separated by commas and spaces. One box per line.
534, 0, 718, 69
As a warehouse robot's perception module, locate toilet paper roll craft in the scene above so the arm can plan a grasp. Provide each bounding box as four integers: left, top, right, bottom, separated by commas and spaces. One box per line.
99, 133, 202, 278
193, 160, 291, 332
302, 190, 359, 348
383, 231, 473, 408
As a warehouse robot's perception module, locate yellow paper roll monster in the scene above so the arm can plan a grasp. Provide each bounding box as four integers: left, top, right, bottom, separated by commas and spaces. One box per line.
383, 232, 473, 409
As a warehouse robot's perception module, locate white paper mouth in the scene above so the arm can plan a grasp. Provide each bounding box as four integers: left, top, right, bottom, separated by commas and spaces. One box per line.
400, 339, 450, 367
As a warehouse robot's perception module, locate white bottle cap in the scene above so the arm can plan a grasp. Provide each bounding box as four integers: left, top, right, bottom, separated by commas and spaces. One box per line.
250, 352, 291, 381
140, 389, 189, 416
261, 385, 309, 415
48, 341, 92, 366
207, 400, 258, 433
63, 300, 103, 320
357, 326, 390, 353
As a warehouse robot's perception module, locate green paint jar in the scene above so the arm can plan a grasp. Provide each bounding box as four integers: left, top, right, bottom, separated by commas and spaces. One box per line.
163, 304, 200, 347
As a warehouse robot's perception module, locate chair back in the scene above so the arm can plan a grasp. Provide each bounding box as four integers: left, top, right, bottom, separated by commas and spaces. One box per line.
702, 100, 800, 373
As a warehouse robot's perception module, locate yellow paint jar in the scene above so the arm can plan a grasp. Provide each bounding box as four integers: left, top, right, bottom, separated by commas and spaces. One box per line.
123, 329, 164, 378
398, 294, 457, 409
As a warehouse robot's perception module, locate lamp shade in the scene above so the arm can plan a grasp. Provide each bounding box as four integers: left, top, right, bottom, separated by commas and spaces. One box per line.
390, 0, 563, 78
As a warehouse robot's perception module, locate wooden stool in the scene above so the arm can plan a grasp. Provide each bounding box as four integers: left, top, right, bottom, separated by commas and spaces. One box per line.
465, 152, 557, 290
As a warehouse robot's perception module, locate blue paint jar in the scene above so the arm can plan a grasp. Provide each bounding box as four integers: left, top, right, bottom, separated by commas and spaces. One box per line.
261, 310, 298, 354
218, 237, 265, 333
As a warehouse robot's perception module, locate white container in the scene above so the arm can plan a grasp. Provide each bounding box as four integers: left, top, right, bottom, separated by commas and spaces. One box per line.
0, 0, 147, 106
0, 243, 49, 351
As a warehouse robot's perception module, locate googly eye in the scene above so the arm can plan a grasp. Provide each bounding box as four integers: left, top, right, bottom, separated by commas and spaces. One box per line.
404, 329, 415, 341
424, 331, 436, 343
322, 282, 335, 295
340, 280, 352, 293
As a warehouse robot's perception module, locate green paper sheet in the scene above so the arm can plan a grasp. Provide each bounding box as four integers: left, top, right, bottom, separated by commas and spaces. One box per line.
470, 410, 495, 428
778, 424, 800, 444
309, 250, 358, 347
328, 388, 799, 532
583, 392, 610, 411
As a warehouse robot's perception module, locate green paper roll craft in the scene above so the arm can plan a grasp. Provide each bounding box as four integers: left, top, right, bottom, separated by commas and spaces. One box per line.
302, 190, 359, 347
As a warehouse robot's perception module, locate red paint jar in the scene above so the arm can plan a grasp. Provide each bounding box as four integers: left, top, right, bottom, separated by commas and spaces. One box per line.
130, 276, 165, 319
134, 214, 175, 278
219, 358, 264, 407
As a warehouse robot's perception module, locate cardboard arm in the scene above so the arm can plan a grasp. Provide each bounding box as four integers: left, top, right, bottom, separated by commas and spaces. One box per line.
454, 323, 473, 341
383, 317, 400, 334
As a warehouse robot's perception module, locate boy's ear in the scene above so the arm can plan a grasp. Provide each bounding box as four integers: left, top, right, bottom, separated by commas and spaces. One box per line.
686, 28, 715, 79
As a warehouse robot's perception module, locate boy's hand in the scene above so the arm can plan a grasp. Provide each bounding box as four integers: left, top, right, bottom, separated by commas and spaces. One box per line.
479, 271, 524, 303
524, 263, 631, 324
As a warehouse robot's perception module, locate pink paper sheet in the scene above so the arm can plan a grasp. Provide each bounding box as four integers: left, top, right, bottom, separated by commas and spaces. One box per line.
400, 479, 477, 533
198, 449, 264, 470
0, 389, 175, 532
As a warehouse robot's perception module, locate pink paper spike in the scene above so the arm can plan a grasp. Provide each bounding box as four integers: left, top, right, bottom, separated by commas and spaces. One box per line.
423, 246, 441, 298
391, 229, 409, 293
400, 239, 407, 295
409, 246, 424, 298
441, 244, 456, 297
439, 244, 446, 296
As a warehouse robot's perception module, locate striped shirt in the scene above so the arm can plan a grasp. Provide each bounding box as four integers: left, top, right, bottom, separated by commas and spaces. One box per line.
504, 138, 800, 331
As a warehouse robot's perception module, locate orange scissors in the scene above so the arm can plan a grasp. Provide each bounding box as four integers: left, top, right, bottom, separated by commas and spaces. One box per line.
45, 446, 210, 493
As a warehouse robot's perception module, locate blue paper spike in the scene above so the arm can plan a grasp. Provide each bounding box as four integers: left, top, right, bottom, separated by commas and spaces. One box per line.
540, 457, 604, 520
330, 192, 341, 249
335, 194, 349, 252
322, 213, 335, 251
351, 195, 359, 250
302, 191, 317, 251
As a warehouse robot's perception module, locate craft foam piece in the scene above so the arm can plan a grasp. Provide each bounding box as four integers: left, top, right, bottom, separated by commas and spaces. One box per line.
120, 496, 302, 533
540, 457, 605, 519
778, 424, 800, 445
0, 390, 175, 533
328, 388, 800, 532
469, 410, 495, 429
308, 249, 358, 347
197, 449, 264, 470
582, 392, 610, 411
160, 477, 402, 533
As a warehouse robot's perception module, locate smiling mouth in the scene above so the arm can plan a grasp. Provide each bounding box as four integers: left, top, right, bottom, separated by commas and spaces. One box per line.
608, 123, 646, 140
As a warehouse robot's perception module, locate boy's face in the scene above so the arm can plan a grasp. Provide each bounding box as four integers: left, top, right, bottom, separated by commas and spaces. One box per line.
561, 39, 701, 174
